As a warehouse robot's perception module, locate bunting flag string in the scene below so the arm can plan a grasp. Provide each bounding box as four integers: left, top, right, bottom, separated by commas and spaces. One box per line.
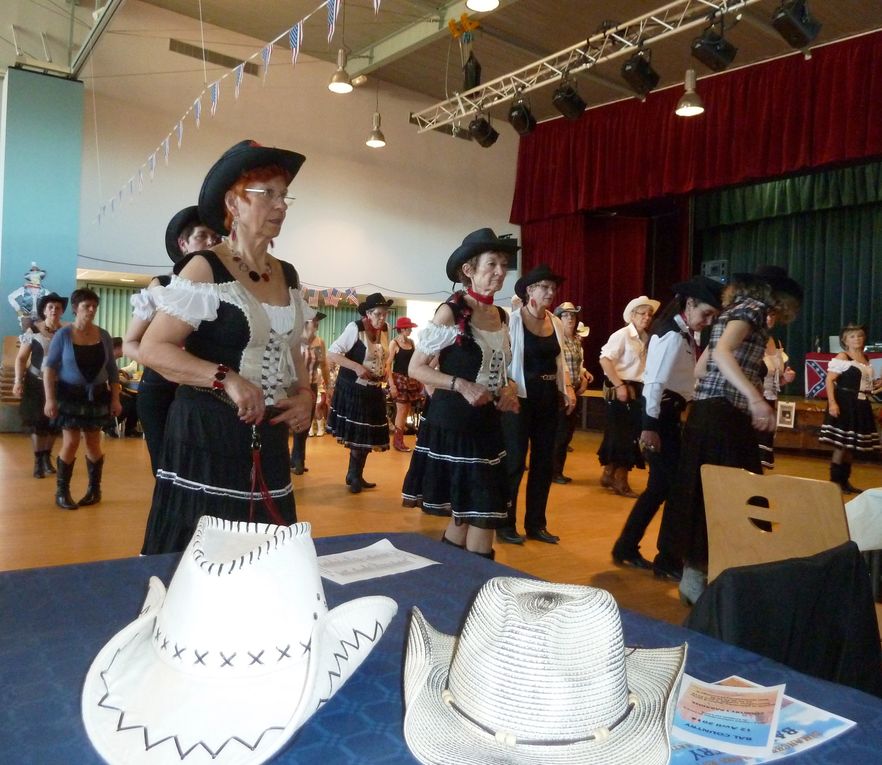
289, 21, 303, 65
92, 0, 373, 226
327, 0, 341, 43
344, 287, 359, 305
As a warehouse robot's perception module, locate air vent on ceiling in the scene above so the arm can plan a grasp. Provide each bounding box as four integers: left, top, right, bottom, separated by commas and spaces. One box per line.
169, 38, 259, 77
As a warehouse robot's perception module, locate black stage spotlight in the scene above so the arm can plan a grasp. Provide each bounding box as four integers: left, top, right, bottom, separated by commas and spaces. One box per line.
771, 0, 821, 49
468, 115, 499, 147
508, 94, 536, 136
621, 50, 659, 98
552, 81, 586, 121
691, 28, 738, 72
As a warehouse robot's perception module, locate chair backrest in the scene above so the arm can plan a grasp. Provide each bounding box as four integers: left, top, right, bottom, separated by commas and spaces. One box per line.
701, 465, 850, 582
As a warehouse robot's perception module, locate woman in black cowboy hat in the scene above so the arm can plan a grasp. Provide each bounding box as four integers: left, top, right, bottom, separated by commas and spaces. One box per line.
124, 206, 219, 475
326, 292, 394, 491
497, 264, 576, 545
138, 139, 314, 553
12, 292, 68, 478
401, 228, 520, 558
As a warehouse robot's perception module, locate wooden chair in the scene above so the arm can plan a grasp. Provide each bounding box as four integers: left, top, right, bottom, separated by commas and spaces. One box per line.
701, 465, 850, 583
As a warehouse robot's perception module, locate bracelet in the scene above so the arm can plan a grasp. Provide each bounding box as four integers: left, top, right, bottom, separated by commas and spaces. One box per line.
450, 376, 458, 391
212, 363, 230, 390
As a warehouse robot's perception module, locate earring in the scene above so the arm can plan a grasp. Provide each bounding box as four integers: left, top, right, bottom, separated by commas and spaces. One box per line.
230, 218, 239, 243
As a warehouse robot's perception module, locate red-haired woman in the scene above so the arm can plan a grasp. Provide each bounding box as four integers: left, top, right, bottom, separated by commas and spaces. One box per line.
138, 140, 314, 554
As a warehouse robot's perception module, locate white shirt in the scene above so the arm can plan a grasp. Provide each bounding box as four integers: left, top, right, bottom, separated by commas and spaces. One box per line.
508, 307, 568, 398
642, 314, 699, 422
599, 322, 648, 382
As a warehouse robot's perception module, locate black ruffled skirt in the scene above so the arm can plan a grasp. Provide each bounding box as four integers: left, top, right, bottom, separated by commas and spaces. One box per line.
327, 377, 390, 451
141, 387, 296, 555
401, 402, 509, 529
819, 389, 881, 453
52, 381, 113, 432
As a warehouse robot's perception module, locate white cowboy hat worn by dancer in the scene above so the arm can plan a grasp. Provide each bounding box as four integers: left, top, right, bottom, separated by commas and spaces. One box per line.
403, 577, 686, 765
82, 516, 397, 765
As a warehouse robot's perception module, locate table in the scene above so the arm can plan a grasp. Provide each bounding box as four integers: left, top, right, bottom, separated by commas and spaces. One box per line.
3, 532, 882, 764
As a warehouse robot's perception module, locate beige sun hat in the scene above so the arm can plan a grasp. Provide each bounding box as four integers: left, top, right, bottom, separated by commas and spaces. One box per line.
403, 577, 686, 765
622, 296, 661, 325
576, 321, 590, 338
82, 516, 397, 765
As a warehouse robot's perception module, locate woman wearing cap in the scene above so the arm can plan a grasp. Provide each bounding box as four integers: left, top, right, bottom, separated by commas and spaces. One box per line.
123, 206, 219, 475
326, 293, 393, 492
13, 292, 67, 478
664, 267, 802, 604
138, 140, 313, 554
498, 264, 576, 546
387, 316, 423, 452
610, 276, 722, 580
401, 228, 519, 557
597, 295, 660, 497
551, 301, 593, 484
290, 312, 330, 475
43, 288, 122, 510
819, 323, 882, 492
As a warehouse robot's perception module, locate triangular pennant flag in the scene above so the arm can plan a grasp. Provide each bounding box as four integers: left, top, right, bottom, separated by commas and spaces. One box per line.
209, 80, 219, 116
327, 0, 341, 44
261, 44, 273, 81
162, 136, 170, 164
345, 287, 359, 305
175, 120, 184, 148
137, 168, 144, 191
117, 189, 123, 206
234, 63, 245, 98
373, 0, 381, 14
148, 152, 157, 179
289, 21, 303, 65
193, 96, 202, 127
128, 177, 135, 196
308, 289, 320, 308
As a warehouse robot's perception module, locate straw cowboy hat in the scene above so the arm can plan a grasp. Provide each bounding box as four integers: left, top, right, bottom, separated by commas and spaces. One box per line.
403, 577, 686, 765
622, 296, 661, 325
82, 516, 397, 765
553, 301, 581, 317
198, 139, 306, 236
446, 228, 520, 282
576, 321, 590, 338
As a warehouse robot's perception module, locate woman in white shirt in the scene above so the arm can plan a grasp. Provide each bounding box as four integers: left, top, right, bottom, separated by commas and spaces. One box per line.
598, 295, 659, 497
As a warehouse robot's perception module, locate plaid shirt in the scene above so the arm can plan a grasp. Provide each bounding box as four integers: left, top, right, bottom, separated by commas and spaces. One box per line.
695, 296, 769, 412
561, 335, 584, 385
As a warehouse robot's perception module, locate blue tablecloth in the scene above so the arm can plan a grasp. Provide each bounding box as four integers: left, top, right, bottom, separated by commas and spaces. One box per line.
2, 532, 882, 763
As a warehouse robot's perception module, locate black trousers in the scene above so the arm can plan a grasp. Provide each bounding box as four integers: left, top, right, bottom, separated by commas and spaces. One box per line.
290, 383, 319, 467
552, 405, 579, 476
501, 378, 560, 532
615, 397, 683, 565
137, 379, 178, 476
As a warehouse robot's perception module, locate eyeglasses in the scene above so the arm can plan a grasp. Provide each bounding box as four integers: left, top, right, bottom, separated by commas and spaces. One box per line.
243, 188, 296, 206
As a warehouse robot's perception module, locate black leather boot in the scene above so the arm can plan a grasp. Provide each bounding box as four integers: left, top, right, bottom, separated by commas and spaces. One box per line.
357, 449, 376, 490
78, 456, 104, 506
346, 450, 362, 494
841, 463, 862, 494
41, 450, 56, 474
33, 451, 45, 478
55, 457, 78, 510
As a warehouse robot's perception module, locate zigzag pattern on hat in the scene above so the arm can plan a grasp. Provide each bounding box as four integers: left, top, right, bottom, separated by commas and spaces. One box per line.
316, 619, 389, 706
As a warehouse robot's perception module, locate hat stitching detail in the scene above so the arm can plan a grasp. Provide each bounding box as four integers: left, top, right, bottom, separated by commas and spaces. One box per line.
317, 620, 389, 705
439, 686, 637, 746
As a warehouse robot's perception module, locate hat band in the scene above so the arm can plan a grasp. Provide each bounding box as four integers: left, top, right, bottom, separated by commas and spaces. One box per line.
440, 687, 637, 747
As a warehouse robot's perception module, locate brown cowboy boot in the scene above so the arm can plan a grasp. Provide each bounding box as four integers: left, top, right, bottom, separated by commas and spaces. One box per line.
393, 427, 411, 452
612, 466, 638, 498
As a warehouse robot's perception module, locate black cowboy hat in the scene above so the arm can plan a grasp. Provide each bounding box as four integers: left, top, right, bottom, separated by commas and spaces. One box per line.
514, 263, 565, 301
446, 228, 520, 282
37, 292, 68, 318
754, 264, 804, 303
312, 311, 327, 321
198, 139, 306, 236
671, 275, 724, 310
165, 206, 203, 262
357, 292, 394, 315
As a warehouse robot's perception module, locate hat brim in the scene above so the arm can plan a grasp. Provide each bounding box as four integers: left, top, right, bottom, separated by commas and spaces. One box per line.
622, 298, 661, 325
82, 581, 396, 765
165, 206, 203, 263
358, 298, 394, 315
446, 240, 519, 283
403, 609, 686, 765
198, 143, 306, 236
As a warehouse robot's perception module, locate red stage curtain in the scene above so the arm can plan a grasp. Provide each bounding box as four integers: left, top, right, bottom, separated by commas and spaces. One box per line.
521, 214, 649, 372
511, 30, 882, 225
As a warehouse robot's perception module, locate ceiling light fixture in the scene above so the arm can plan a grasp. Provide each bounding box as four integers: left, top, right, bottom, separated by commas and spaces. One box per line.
508, 91, 537, 136
468, 114, 499, 147
771, 0, 821, 49
621, 47, 659, 98
465, 0, 500, 11
552, 79, 586, 121
366, 81, 386, 148
328, 48, 353, 94
675, 69, 704, 117
691, 16, 737, 72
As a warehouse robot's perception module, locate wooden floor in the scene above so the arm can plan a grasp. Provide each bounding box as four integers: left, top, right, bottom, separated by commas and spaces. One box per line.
2, 428, 880, 628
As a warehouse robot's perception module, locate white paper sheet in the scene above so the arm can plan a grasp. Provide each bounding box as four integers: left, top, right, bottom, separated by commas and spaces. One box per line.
318, 539, 440, 584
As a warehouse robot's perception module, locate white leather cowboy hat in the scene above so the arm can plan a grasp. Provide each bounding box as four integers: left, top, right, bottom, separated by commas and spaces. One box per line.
403, 577, 686, 765
82, 516, 397, 765
622, 296, 660, 325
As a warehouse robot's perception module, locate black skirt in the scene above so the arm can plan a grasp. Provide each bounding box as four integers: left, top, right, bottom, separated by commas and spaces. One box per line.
19, 373, 59, 435
141, 387, 296, 555
819, 388, 881, 453
52, 381, 113, 432
597, 381, 645, 469
327, 377, 390, 450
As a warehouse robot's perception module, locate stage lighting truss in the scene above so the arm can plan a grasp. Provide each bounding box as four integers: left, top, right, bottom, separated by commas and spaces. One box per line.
411, 0, 763, 134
